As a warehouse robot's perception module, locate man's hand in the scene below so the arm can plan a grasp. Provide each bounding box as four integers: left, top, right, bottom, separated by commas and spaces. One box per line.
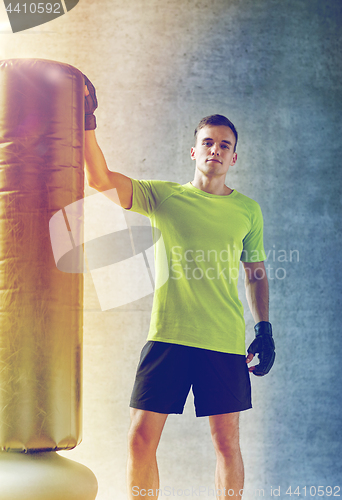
83, 73, 98, 130
246, 321, 275, 376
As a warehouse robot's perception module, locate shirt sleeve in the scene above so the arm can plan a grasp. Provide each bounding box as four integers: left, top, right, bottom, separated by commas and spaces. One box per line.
123, 179, 158, 217
240, 202, 267, 262
124, 179, 180, 218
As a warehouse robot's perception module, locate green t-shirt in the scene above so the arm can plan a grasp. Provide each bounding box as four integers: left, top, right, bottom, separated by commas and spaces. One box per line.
124, 179, 266, 355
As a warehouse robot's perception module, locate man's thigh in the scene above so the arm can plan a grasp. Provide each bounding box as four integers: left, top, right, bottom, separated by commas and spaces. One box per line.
192, 350, 252, 417
130, 341, 192, 415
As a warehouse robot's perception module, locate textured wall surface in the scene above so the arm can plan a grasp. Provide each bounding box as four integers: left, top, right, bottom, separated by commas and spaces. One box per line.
0, 0, 341, 499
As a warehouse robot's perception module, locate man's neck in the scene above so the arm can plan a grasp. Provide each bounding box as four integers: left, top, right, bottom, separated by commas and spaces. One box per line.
190, 176, 233, 196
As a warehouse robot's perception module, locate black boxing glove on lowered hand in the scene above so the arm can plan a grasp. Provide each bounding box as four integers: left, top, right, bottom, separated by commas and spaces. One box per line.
247, 321, 275, 376
83, 73, 98, 130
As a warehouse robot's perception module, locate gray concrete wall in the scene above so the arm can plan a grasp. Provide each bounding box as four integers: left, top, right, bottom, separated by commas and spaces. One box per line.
0, 0, 341, 499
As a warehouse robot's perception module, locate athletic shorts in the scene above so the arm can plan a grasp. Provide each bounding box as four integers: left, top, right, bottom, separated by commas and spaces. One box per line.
130, 341, 252, 417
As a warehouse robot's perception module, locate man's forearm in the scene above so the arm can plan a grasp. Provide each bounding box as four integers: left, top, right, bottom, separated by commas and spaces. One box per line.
84, 130, 110, 189
245, 271, 269, 323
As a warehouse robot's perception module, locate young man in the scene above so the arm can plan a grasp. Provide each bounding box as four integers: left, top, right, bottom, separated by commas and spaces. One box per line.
83, 77, 275, 500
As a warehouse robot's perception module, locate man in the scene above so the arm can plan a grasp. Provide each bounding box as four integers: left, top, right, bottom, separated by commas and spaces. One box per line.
83, 76, 275, 500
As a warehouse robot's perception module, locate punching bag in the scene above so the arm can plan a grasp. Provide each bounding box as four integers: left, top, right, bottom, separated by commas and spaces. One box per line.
0, 59, 97, 499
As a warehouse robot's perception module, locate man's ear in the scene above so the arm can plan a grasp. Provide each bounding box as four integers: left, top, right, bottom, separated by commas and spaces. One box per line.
230, 152, 238, 165
190, 147, 196, 161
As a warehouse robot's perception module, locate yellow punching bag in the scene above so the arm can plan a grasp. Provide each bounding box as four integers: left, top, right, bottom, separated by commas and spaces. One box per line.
0, 59, 97, 500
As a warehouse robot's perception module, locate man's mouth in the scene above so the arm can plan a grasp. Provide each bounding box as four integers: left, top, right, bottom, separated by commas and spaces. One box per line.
206, 159, 221, 163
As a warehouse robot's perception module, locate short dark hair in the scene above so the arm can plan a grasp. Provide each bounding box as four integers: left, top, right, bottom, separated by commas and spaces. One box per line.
194, 114, 238, 152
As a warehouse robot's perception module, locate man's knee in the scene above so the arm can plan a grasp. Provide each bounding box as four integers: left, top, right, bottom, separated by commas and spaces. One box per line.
128, 424, 155, 459
212, 433, 241, 460
210, 413, 241, 459
128, 409, 167, 459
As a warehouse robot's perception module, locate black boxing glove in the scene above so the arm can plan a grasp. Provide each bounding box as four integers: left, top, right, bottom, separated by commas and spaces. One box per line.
83, 73, 98, 130
247, 321, 275, 376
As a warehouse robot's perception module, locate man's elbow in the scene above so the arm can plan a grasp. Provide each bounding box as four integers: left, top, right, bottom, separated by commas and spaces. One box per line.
86, 175, 109, 192
253, 266, 267, 282
86, 177, 98, 190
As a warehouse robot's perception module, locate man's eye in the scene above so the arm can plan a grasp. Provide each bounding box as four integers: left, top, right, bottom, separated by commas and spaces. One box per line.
203, 141, 212, 147
221, 144, 229, 149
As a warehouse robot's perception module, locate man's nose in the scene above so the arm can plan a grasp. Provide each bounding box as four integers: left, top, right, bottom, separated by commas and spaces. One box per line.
211, 144, 220, 155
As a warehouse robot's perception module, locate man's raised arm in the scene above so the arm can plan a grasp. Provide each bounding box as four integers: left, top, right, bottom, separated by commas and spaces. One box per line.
83, 75, 133, 209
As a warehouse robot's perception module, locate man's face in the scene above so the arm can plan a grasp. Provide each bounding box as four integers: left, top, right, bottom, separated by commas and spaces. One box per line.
190, 125, 237, 177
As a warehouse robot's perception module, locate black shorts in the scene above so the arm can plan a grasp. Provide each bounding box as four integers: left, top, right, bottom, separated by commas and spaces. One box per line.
130, 341, 252, 417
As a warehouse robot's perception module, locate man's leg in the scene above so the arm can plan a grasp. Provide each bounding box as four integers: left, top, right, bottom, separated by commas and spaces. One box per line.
209, 412, 244, 500
127, 408, 168, 500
